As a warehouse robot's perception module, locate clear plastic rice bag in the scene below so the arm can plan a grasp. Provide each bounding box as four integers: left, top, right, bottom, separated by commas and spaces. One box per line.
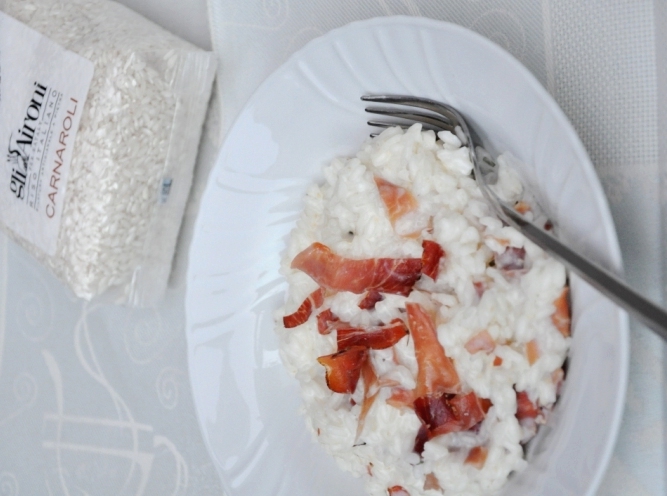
0, 0, 217, 306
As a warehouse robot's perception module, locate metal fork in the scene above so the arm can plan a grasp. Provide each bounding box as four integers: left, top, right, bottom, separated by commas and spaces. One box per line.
362, 94, 667, 340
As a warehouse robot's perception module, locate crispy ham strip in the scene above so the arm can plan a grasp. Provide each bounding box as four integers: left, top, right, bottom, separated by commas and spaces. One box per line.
283, 288, 324, 328
291, 242, 422, 296
317, 346, 368, 394
336, 319, 409, 351
421, 240, 445, 280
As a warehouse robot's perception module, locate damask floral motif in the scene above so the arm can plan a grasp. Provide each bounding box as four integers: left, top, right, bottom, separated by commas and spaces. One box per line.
122, 307, 173, 366
13, 372, 37, 405
0, 372, 38, 427
36, 307, 193, 495
262, 0, 288, 21
0, 472, 19, 496
377, 0, 421, 16
469, 9, 526, 61
8, 247, 55, 343
156, 367, 183, 410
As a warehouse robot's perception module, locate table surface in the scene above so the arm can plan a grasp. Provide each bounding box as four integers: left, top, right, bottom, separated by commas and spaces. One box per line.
0, 1, 665, 495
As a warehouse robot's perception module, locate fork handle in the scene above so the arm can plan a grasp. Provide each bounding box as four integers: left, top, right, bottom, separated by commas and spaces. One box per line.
499, 202, 667, 339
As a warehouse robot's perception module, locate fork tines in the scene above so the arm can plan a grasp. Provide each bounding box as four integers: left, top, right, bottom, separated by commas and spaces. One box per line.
362, 94, 458, 136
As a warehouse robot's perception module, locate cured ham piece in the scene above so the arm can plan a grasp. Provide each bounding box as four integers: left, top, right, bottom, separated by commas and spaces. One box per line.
387, 486, 411, 496
337, 319, 409, 351
291, 242, 422, 296
464, 330, 496, 354
424, 473, 442, 491
413, 423, 430, 455
514, 201, 531, 215
464, 446, 489, 469
516, 390, 540, 420
407, 303, 491, 452
317, 346, 368, 394
551, 287, 571, 337
478, 397, 493, 414
374, 176, 419, 225
448, 392, 489, 430
526, 339, 540, 365
386, 387, 415, 409
494, 246, 526, 271
552, 367, 564, 392
311, 287, 325, 307
414, 392, 488, 437
413, 394, 457, 442
283, 288, 324, 328
473, 280, 486, 298
413, 391, 489, 452
421, 240, 445, 280
316, 308, 339, 335
406, 302, 460, 396
359, 290, 385, 310
355, 359, 380, 440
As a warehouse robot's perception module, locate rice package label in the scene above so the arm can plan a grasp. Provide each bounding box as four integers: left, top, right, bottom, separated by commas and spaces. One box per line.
0, 11, 93, 256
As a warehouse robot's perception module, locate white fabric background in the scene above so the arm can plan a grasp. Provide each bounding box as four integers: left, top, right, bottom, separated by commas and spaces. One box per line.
0, 0, 665, 495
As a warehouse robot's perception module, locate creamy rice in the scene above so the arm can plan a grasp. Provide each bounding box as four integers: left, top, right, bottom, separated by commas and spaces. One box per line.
276, 124, 570, 496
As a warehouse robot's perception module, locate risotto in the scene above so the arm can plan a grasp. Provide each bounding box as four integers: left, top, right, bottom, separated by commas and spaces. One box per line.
276, 124, 570, 496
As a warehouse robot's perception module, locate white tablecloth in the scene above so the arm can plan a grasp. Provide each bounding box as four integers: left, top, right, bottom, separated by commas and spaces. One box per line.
0, 0, 665, 495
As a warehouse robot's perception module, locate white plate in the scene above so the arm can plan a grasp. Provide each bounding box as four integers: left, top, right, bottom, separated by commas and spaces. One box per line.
185, 16, 628, 496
